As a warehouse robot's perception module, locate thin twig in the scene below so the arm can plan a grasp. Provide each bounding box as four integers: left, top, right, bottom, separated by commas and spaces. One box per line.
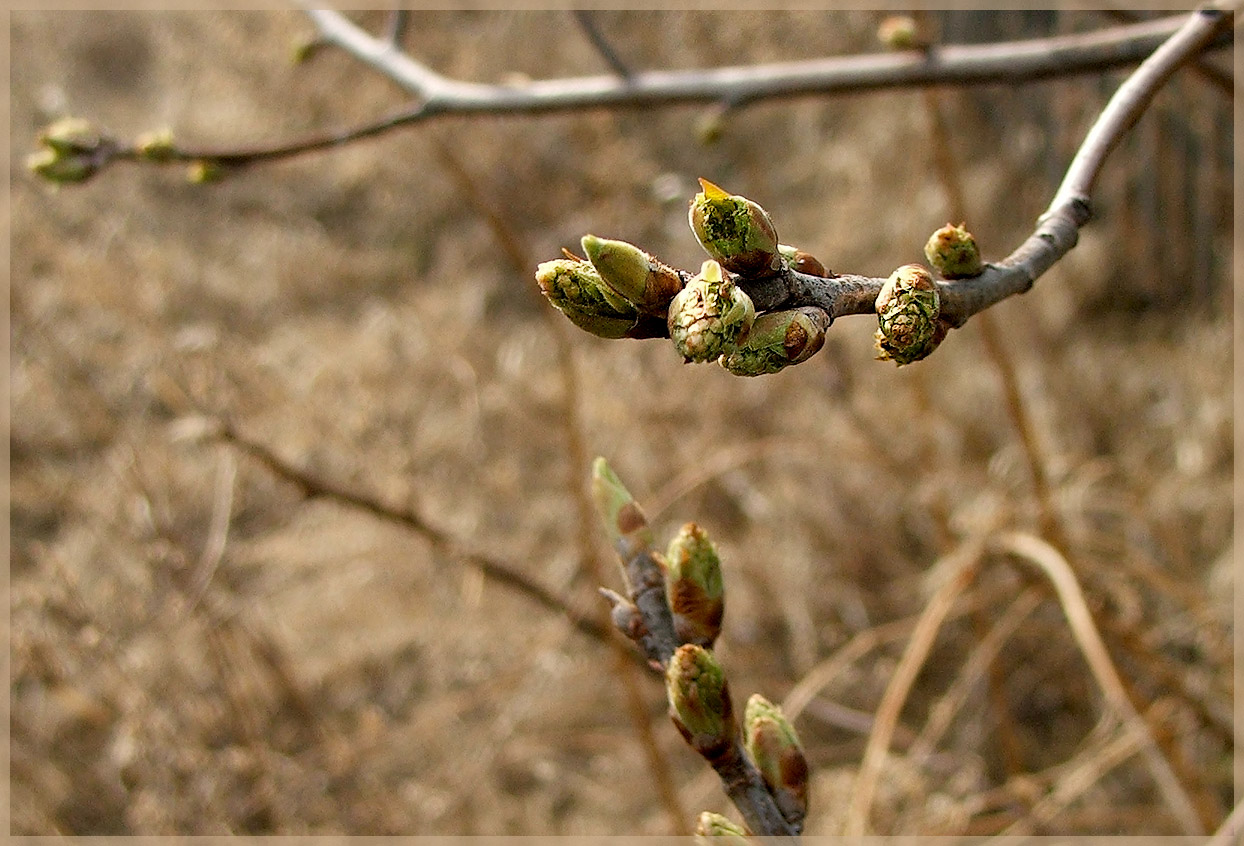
121, 11, 1217, 171
993, 531, 1204, 835
211, 418, 616, 648
843, 539, 983, 836
1204, 796, 1244, 846
383, 7, 409, 48
571, 10, 634, 80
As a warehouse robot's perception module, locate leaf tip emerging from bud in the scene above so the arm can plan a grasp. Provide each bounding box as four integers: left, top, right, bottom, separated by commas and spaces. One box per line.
689, 180, 782, 276
591, 457, 654, 553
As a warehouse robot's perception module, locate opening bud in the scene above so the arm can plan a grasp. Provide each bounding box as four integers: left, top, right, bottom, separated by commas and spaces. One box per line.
720, 307, 829, 377
667, 644, 735, 756
875, 264, 942, 366
668, 260, 756, 364
695, 811, 750, 843
536, 258, 639, 339
580, 234, 684, 316
924, 222, 984, 279
688, 178, 782, 276
743, 694, 809, 829
28, 117, 110, 184
666, 523, 725, 648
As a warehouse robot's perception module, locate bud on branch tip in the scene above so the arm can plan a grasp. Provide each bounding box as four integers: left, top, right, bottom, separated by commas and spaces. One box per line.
743, 694, 809, 828
666, 522, 726, 647
590, 457, 654, 553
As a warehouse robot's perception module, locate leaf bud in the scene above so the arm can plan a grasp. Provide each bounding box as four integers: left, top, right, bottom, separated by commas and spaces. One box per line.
778, 244, 828, 277
720, 307, 829, 377
590, 457, 654, 555
666, 644, 736, 756
743, 694, 809, 829
695, 811, 750, 843
668, 260, 755, 364
924, 222, 984, 279
665, 523, 725, 648
135, 128, 177, 162
580, 234, 684, 316
688, 178, 782, 276
37, 117, 103, 155
877, 15, 928, 51
875, 264, 941, 366
28, 117, 109, 184
186, 160, 223, 184
535, 258, 639, 339
26, 148, 96, 184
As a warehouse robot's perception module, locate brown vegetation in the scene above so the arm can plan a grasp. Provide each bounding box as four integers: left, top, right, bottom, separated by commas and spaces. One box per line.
10, 10, 1233, 835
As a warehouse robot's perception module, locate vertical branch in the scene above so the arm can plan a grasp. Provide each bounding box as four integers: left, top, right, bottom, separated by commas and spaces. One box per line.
428, 138, 690, 835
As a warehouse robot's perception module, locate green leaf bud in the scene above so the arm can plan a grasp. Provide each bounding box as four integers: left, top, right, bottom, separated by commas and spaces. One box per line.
135, 128, 177, 163
875, 264, 941, 366
688, 178, 782, 276
186, 160, 224, 184
580, 234, 684, 316
590, 457, 654, 554
667, 644, 736, 756
28, 117, 110, 184
26, 148, 96, 184
668, 260, 755, 364
535, 258, 639, 339
924, 222, 984, 279
720, 307, 829, 377
38, 117, 103, 155
743, 694, 809, 828
695, 811, 750, 843
877, 15, 927, 51
666, 523, 725, 648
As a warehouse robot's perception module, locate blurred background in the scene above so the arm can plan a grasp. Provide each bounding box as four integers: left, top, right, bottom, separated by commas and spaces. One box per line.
9, 9, 1234, 835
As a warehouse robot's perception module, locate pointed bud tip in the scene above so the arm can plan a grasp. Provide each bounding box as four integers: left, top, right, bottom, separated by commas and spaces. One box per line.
696, 177, 730, 199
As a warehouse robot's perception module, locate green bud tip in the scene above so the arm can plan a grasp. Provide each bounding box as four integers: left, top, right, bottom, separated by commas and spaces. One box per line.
720, 306, 829, 377
743, 694, 809, 826
135, 129, 176, 162
667, 643, 735, 754
187, 160, 223, 184
580, 234, 684, 315
695, 811, 750, 843
535, 257, 638, 339
924, 222, 983, 279
591, 457, 654, 553
668, 260, 756, 364
875, 264, 942, 366
877, 15, 927, 51
688, 178, 782, 276
666, 523, 725, 647
38, 117, 103, 154
26, 148, 95, 184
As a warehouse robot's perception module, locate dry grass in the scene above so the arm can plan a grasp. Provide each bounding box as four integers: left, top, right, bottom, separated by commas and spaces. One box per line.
10, 10, 1233, 836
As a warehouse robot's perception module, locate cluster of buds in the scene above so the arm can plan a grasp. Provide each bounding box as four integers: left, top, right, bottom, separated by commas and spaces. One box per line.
668, 259, 756, 363
874, 263, 944, 365
26, 117, 114, 184
924, 222, 984, 279
535, 235, 685, 340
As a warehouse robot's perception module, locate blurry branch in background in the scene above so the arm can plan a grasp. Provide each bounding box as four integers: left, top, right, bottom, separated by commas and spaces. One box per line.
24, 10, 1229, 179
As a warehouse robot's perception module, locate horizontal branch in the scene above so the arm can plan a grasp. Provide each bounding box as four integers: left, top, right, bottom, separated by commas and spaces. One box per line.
302, 10, 1213, 113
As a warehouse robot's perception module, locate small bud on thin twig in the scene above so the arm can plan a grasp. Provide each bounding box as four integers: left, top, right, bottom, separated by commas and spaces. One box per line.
665, 523, 726, 647
925, 222, 984, 279
688, 179, 782, 277
743, 694, 809, 829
